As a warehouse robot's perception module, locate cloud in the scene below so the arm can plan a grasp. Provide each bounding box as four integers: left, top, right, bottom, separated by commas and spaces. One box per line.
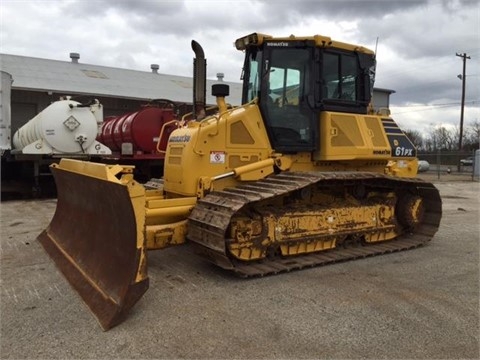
266, 0, 428, 19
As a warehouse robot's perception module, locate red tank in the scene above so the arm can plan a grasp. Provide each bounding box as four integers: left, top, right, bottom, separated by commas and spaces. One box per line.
98, 106, 176, 155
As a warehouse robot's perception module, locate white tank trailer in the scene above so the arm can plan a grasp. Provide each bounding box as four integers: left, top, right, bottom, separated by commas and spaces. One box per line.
13, 99, 111, 155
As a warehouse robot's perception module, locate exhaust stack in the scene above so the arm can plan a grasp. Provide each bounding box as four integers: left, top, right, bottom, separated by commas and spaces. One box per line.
191, 40, 206, 120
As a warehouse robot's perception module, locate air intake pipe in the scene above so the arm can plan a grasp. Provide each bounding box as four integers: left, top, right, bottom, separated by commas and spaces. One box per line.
191, 40, 206, 121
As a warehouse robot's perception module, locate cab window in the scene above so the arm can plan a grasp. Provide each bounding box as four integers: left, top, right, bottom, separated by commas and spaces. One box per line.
323, 52, 357, 101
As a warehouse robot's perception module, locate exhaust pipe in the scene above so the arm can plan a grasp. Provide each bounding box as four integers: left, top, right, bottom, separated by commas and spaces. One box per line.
191, 40, 206, 120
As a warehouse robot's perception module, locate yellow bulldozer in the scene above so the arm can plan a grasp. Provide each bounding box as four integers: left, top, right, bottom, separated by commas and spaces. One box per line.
38, 33, 442, 330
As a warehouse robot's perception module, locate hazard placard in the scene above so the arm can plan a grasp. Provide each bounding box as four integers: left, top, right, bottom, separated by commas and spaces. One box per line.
210, 151, 226, 164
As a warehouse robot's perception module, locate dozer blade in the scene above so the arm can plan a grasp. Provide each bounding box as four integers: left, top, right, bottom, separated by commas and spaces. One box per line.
37, 159, 149, 330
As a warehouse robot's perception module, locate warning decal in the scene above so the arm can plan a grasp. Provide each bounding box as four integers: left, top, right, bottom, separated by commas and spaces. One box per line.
210, 151, 226, 164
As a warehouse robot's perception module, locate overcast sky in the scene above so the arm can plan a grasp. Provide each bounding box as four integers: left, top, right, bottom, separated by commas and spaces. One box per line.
1, 0, 479, 135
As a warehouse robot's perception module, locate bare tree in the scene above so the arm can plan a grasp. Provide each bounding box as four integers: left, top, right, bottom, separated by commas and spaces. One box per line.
434, 126, 458, 151
403, 129, 424, 150
465, 120, 480, 150
423, 126, 458, 151
424, 136, 435, 152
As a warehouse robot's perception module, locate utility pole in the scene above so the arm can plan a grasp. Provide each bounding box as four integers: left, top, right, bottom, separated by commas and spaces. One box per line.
456, 52, 470, 151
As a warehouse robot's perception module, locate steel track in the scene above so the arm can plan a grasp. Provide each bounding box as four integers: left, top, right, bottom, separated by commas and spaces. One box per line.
187, 172, 442, 277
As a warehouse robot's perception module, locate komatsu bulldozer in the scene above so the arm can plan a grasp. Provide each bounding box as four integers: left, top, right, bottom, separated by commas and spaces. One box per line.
38, 33, 442, 330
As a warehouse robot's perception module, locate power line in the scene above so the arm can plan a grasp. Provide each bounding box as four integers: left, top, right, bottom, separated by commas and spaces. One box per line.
391, 100, 477, 114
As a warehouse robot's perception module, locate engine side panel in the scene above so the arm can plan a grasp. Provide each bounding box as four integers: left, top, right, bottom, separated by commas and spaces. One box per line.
163, 103, 273, 196
315, 112, 416, 171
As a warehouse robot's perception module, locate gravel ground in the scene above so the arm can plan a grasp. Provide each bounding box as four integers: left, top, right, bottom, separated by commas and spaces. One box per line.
1, 177, 479, 359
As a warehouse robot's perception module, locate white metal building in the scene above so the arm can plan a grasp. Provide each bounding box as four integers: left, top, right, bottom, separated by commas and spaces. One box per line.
0, 52, 244, 149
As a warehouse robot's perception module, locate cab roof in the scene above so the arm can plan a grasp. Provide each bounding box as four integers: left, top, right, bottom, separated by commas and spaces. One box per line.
235, 33, 375, 55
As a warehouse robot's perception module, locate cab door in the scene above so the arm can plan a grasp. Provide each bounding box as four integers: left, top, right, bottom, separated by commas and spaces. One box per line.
260, 45, 317, 153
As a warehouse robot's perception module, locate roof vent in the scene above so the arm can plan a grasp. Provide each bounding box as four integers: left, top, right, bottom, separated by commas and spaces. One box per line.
216, 72, 224, 81
151, 64, 159, 74
70, 52, 80, 63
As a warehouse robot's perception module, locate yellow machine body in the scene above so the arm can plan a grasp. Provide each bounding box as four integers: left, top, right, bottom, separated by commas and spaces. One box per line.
163, 106, 418, 200
38, 33, 441, 330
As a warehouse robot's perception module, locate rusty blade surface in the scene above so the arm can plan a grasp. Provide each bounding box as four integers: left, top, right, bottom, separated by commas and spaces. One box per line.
38, 165, 148, 330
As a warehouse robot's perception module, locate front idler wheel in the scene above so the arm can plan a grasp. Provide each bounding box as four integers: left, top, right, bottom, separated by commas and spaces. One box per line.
396, 194, 425, 231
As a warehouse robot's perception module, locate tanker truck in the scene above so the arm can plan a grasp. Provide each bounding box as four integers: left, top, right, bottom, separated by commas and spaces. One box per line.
96, 99, 180, 180
3, 97, 182, 196
2, 98, 111, 197
12, 98, 110, 155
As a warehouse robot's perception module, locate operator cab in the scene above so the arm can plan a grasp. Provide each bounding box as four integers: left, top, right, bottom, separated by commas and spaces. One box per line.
237, 33, 376, 153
